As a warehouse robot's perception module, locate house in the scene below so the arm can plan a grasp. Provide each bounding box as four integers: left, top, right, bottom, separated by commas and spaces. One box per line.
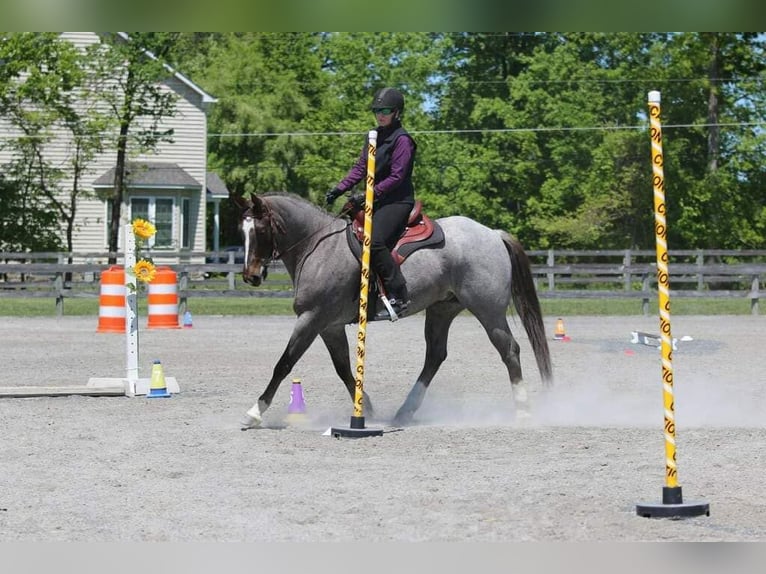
0, 32, 228, 263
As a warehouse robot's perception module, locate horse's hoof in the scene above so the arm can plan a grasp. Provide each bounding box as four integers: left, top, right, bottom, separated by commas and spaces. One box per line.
240, 405, 263, 430
240, 414, 261, 430
392, 410, 414, 427
515, 409, 533, 427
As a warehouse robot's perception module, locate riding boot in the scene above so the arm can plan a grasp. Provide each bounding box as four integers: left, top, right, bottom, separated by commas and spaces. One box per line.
372, 247, 409, 319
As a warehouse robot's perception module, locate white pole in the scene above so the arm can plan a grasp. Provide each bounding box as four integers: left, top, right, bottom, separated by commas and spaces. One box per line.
214, 199, 221, 253
124, 223, 139, 396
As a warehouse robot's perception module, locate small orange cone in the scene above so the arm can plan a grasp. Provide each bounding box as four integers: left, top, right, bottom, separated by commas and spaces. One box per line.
554, 318, 567, 341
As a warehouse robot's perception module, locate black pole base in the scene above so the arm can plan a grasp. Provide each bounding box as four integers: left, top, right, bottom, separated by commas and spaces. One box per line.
636, 487, 710, 518
330, 416, 383, 439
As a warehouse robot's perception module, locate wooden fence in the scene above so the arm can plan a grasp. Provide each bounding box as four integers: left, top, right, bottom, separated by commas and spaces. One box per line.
525, 249, 766, 315
2, 249, 765, 316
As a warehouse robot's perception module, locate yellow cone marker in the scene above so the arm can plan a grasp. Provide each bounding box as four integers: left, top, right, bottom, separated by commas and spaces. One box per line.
147, 360, 171, 398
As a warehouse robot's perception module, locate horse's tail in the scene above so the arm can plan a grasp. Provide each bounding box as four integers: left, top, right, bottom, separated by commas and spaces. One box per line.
499, 231, 553, 386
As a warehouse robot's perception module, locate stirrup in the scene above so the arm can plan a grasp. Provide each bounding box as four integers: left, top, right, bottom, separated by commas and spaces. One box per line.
375, 297, 408, 321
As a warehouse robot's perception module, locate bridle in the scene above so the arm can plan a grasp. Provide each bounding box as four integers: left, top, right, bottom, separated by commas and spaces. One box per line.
241, 197, 348, 281
242, 202, 284, 263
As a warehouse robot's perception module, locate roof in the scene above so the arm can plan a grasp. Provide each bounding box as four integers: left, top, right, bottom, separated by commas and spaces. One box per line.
206, 172, 230, 200
92, 162, 202, 189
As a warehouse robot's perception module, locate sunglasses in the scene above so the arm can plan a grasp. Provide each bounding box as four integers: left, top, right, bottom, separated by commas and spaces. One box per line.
373, 107, 394, 115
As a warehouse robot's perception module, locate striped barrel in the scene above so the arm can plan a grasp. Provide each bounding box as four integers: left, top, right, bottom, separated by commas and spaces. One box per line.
147, 266, 180, 329
96, 266, 126, 333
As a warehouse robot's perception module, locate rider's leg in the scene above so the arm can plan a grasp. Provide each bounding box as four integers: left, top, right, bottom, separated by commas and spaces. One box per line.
370, 202, 411, 308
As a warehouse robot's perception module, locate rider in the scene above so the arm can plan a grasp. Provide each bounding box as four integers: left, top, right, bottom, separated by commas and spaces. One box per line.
326, 87, 417, 318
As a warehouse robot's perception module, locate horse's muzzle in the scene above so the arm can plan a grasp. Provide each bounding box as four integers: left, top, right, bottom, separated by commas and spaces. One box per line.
243, 262, 268, 287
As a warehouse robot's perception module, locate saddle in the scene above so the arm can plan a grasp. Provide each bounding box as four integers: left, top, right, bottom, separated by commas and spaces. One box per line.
345, 199, 444, 265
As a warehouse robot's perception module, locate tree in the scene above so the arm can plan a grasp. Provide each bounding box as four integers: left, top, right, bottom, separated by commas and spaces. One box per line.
654, 33, 766, 250
0, 32, 82, 253
0, 33, 124, 259
311, 33, 444, 200
182, 33, 445, 199
0, 174, 61, 252
171, 33, 766, 252
86, 32, 179, 262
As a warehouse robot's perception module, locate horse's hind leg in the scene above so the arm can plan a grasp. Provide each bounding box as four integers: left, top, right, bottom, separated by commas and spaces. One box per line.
474, 312, 530, 418
319, 324, 375, 418
393, 301, 463, 426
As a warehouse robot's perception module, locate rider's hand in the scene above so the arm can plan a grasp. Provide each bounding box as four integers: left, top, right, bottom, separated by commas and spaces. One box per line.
325, 188, 343, 205
348, 192, 365, 210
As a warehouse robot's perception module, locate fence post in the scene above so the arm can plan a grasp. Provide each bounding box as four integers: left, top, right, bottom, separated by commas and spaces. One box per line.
54, 272, 64, 317
227, 251, 236, 290
547, 249, 555, 291
623, 249, 632, 292
178, 270, 188, 315
641, 273, 650, 316
751, 275, 760, 315
696, 249, 704, 291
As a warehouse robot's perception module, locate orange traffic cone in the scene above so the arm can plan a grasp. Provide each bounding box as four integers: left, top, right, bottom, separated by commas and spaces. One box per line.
147, 266, 180, 329
554, 318, 567, 341
96, 266, 126, 333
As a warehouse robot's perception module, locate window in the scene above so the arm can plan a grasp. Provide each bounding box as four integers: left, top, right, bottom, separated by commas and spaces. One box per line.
130, 196, 175, 248
154, 198, 173, 247
181, 197, 191, 249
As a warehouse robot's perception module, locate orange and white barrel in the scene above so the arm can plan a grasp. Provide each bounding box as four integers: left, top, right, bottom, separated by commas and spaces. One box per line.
147, 266, 180, 329
96, 266, 126, 333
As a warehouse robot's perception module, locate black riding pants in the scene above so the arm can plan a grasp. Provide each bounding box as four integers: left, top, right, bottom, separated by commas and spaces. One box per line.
371, 200, 412, 300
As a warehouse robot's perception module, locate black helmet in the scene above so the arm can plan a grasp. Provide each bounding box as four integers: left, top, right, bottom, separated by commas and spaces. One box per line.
370, 87, 404, 112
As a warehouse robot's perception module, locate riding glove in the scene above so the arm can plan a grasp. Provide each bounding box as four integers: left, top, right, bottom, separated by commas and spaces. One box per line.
348, 192, 365, 210
325, 187, 343, 205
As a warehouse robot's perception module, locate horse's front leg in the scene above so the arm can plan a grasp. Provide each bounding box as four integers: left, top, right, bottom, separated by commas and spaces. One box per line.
319, 324, 375, 419
241, 313, 322, 430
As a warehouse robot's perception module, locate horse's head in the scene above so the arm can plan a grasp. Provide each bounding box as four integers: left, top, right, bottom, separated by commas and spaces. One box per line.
230, 193, 284, 287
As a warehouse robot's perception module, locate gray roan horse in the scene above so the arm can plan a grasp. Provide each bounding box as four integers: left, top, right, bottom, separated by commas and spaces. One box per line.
231, 192, 553, 429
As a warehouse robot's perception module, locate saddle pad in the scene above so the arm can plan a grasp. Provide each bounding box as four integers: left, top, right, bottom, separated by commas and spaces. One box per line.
345, 219, 445, 265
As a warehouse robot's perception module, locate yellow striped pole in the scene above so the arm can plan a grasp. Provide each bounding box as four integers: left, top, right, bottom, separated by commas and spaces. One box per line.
331, 130, 383, 438
636, 91, 708, 518
351, 130, 377, 422
649, 91, 678, 492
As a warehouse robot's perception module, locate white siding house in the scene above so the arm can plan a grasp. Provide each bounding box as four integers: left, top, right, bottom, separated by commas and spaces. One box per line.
0, 32, 221, 263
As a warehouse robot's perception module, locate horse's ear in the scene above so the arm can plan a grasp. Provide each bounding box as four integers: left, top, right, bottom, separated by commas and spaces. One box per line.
250, 195, 267, 217
230, 192, 251, 211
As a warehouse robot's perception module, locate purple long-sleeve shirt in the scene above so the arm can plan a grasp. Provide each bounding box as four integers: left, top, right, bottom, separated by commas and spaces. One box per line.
337, 134, 415, 199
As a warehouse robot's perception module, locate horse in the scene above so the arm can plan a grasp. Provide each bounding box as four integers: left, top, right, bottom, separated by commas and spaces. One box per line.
231, 192, 553, 429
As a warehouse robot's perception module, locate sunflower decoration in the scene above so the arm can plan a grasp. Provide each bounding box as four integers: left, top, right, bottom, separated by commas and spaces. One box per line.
132, 218, 157, 241
130, 218, 157, 286
133, 259, 157, 284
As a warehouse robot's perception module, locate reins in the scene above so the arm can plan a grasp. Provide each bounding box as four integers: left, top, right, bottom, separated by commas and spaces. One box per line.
257, 198, 353, 281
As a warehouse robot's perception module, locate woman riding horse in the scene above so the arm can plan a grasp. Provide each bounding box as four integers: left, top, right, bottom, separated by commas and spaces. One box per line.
326, 87, 415, 319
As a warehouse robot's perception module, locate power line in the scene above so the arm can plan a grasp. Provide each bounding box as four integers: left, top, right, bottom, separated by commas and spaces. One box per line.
2, 121, 763, 142
207, 122, 766, 139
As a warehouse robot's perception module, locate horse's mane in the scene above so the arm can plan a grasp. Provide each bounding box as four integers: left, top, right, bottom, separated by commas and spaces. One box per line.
260, 192, 335, 219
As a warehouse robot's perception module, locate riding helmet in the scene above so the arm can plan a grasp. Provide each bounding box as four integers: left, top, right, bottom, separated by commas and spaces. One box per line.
370, 87, 405, 112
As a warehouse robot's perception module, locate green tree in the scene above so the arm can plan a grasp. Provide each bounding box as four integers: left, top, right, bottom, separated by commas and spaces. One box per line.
164, 32, 766, 252
185, 33, 326, 201
309, 33, 444, 203
652, 33, 766, 250
182, 31, 444, 225
87, 32, 179, 262
0, 32, 83, 253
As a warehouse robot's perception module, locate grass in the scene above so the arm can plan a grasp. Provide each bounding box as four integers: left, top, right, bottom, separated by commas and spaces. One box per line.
0, 296, 756, 317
